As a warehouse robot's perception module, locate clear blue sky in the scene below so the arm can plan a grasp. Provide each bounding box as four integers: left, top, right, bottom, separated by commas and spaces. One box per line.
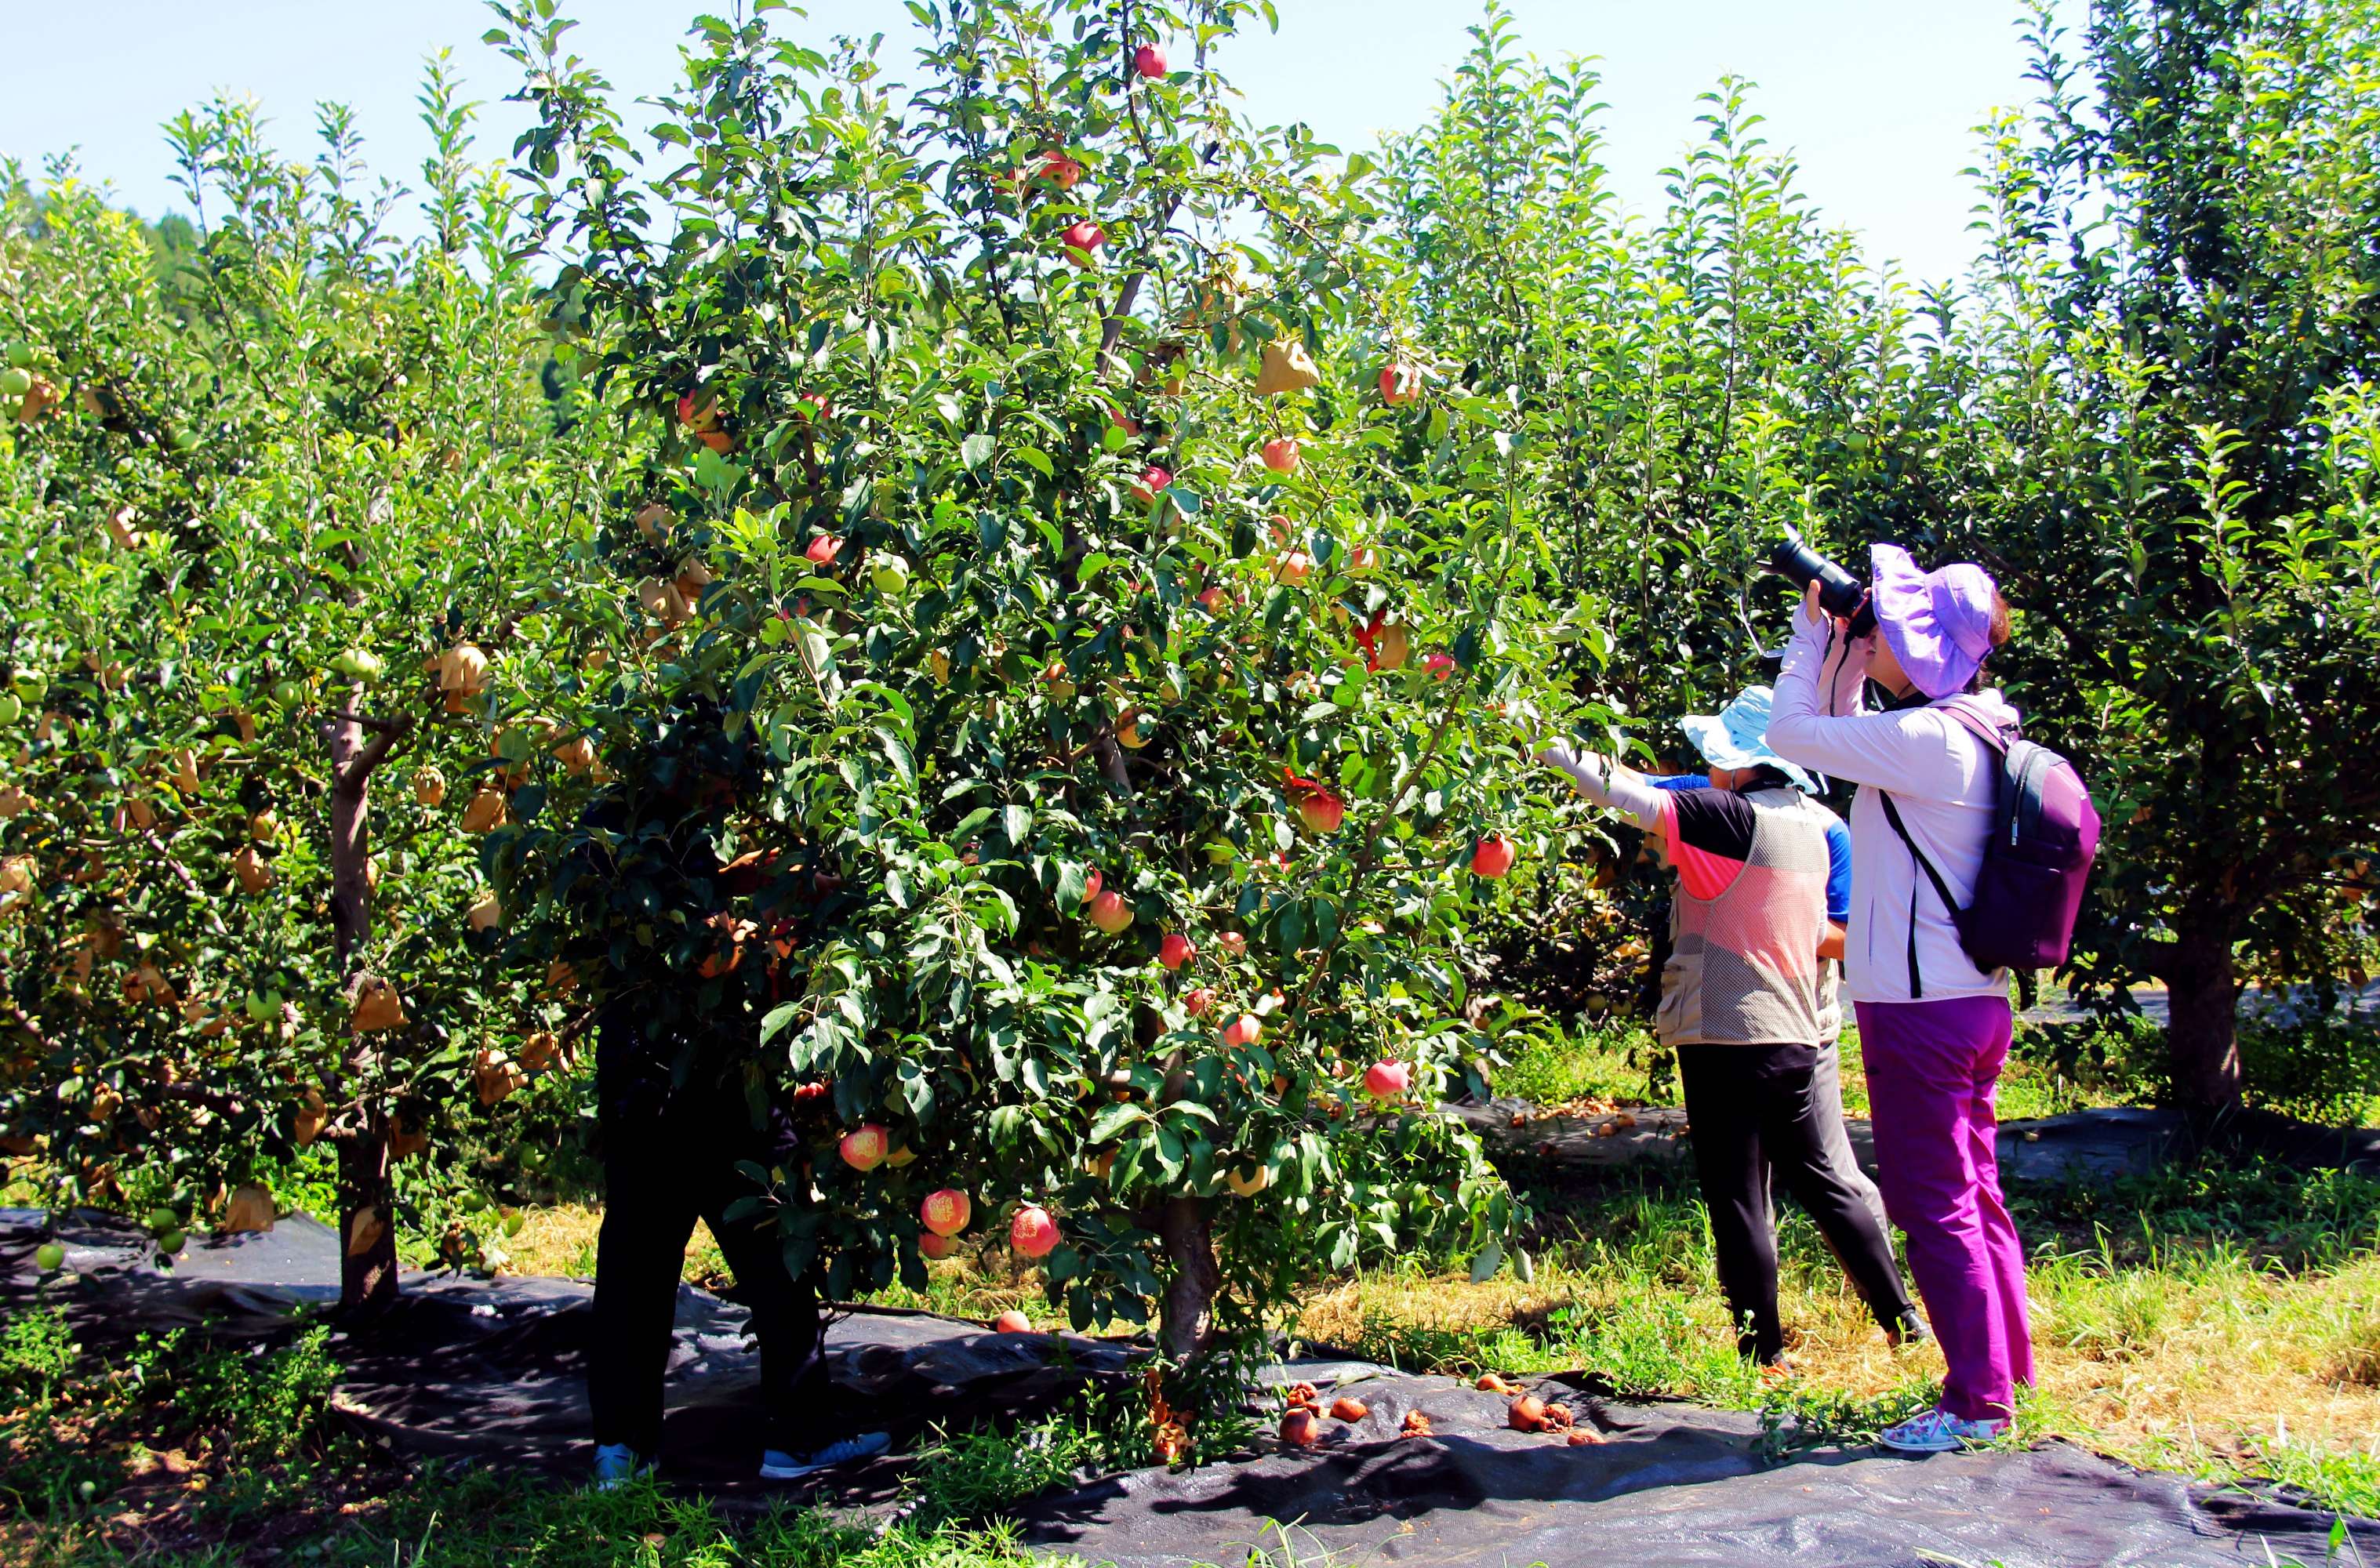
0, 0, 2084, 285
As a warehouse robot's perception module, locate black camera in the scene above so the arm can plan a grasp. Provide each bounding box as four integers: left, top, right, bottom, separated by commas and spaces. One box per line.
1765, 526, 1876, 637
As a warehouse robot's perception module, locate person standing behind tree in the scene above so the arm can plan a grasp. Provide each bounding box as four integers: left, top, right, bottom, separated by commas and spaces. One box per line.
1539, 688, 1923, 1370
1766, 546, 2029, 1454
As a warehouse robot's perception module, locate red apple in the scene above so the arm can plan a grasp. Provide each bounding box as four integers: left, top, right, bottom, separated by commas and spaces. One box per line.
1217, 931, 1247, 958
839, 1124, 889, 1171
1197, 586, 1227, 614
1039, 151, 1085, 189
1261, 437, 1299, 474
1471, 835, 1517, 878
993, 1308, 1034, 1333
1060, 220, 1106, 263
1133, 42, 1168, 78
921, 1189, 972, 1237
797, 390, 834, 421
921, 1232, 957, 1260
1011, 1205, 1060, 1259
1088, 888, 1135, 935
1274, 551, 1313, 587
1159, 933, 1196, 971
1295, 791, 1345, 834
1379, 362, 1423, 406
1132, 463, 1172, 506
1423, 652, 1455, 681
1082, 868, 1103, 903
1364, 1059, 1412, 1102
1184, 986, 1216, 1018
1222, 1012, 1263, 1048
805, 534, 843, 564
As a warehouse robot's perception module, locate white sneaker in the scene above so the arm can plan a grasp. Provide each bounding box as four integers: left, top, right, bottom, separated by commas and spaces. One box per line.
1877, 1407, 2008, 1454
758, 1431, 891, 1479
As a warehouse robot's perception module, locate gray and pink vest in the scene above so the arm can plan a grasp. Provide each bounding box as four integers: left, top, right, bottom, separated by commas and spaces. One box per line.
1656, 786, 1840, 1047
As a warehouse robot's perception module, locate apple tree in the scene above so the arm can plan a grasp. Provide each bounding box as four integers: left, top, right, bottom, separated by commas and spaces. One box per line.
480, 0, 1564, 1418
0, 72, 630, 1306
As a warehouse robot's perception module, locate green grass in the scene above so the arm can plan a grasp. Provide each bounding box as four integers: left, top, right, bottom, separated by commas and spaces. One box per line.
0, 1302, 1092, 1568
1298, 1158, 2380, 1522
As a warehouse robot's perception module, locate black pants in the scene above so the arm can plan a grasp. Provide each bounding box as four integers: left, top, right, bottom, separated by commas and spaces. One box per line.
1677, 1043, 1915, 1363
588, 1028, 828, 1459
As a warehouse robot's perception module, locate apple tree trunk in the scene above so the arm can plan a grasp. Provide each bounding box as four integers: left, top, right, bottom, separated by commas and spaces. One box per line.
2163, 916, 2244, 1117
1157, 1196, 1220, 1363
329, 701, 402, 1313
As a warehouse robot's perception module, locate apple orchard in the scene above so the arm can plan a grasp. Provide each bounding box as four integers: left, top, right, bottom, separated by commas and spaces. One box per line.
0, 0, 1586, 1402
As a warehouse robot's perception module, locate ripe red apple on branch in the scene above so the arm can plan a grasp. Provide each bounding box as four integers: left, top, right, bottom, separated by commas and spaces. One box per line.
1470, 835, 1517, 878
1060, 220, 1106, 265
1159, 932, 1196, 971
1222, 1012, 1263, 1048
1379, 361, 1423, 407
1364, 1059, 1412, 1102
840, 1125, 889, 1171
1011, 1205, 1060, 1258
1132, 463, 1172, 506
1261, 437, 1299, 474
1088, 887, 1135, 934
1132, 42, 1168, 78
805, 534, 844, 564
1038, 151, 1085, 189
921, 1189, 972, 1237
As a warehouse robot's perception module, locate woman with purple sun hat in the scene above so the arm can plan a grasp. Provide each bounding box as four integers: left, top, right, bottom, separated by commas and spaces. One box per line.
1766, 542, 2032, 1455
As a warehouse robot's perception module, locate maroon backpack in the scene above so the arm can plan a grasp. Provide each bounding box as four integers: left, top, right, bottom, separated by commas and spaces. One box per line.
1875, 699, 2101, 993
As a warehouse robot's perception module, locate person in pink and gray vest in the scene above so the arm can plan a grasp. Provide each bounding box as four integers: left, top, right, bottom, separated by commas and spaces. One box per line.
1767, 543, 2032, 1454
1539, 691, 1921, 1371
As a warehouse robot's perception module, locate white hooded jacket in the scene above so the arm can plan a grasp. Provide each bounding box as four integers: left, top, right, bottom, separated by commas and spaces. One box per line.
1767, 608, 2018, 1005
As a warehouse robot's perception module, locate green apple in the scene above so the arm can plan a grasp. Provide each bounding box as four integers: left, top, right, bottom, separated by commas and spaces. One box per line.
0, 693, 20, 726
35, 1242, 64, 1272
272, 678, 305, 709
870, 553, 911, 597
244, 989, 282, 1025
330, 648, 384, 682
157, 1229, 187, 1255
147, 1207, 180, 1235
3, 342, 31, 369
9, 670, 44, 703
0, 367, 30, 399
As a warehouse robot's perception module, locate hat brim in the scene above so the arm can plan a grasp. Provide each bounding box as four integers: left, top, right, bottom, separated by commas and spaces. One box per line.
1678, 713, 1819, 793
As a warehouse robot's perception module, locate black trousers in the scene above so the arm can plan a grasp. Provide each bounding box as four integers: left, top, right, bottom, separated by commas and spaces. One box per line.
587, 1029, 828, 1459
1677, 1043, 1916, 1363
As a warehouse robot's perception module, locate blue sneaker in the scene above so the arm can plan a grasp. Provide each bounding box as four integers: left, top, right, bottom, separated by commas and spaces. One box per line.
758, 1431, 891, 1479
1877, 1407, 2008, 1454
592, 1442, 648, 1490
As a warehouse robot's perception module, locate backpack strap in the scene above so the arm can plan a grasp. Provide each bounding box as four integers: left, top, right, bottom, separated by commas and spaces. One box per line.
1935, 695, 2015, 753
1876, 790, 1968, 1001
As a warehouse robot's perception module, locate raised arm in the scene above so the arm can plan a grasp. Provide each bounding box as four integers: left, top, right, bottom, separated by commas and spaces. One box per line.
1768, 599, 1961, 795
1536, 742, 1666, 833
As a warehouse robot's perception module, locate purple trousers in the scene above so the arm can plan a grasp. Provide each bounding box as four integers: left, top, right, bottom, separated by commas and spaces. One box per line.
1855, 996, 2035, 1421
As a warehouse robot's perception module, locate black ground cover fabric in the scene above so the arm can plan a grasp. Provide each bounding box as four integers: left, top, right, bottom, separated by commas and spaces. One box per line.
4, 1206, 2372, 1566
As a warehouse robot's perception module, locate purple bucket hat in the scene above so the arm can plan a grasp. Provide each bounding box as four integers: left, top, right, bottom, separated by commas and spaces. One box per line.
1869, 543, 2000, 700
